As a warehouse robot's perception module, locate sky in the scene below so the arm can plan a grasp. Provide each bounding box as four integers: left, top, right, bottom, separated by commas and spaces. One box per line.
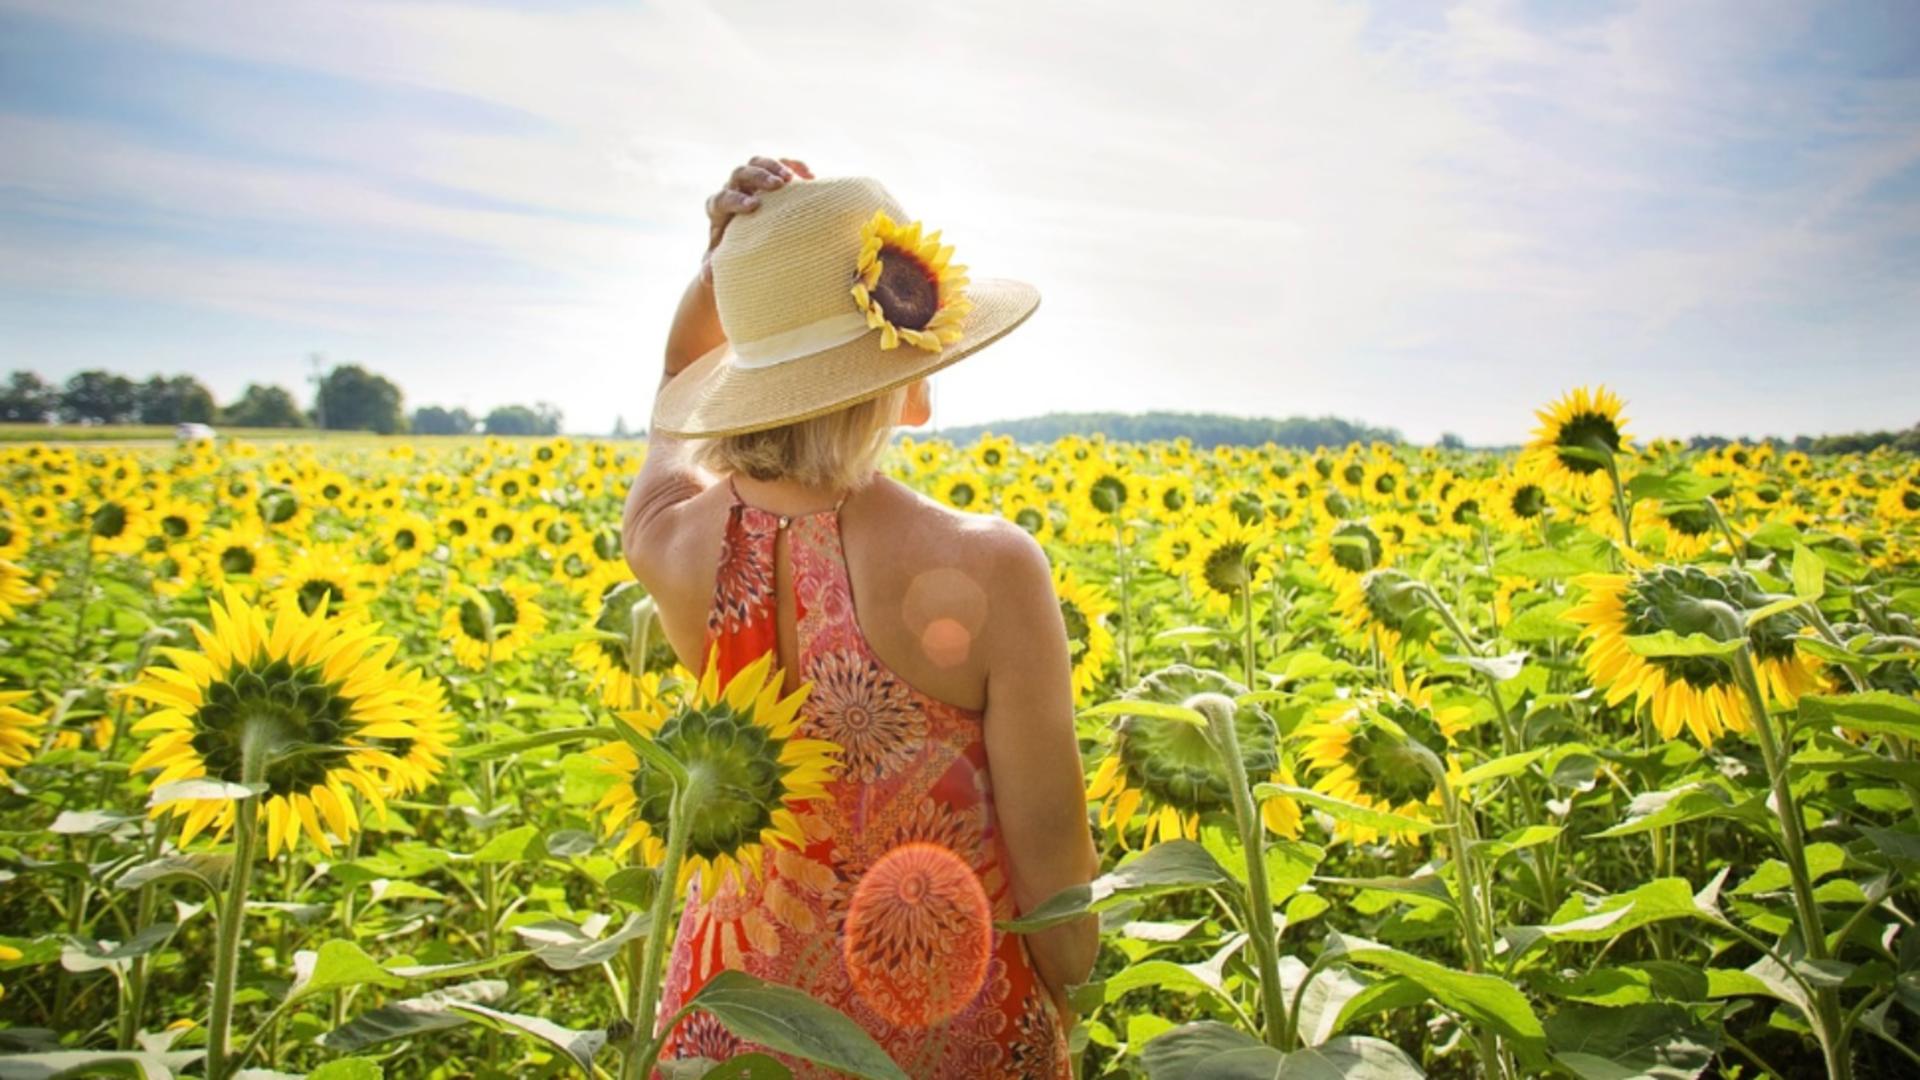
1, 0, 1917, 445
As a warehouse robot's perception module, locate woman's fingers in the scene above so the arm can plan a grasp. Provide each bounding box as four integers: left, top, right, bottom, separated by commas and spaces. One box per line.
730, 163, 788, 194
748, 155, 796, 181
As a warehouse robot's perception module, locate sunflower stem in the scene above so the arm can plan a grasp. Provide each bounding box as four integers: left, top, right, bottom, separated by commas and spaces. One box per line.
1731, 644, 1852, 1080
1598, 452, 1636, 554
1702, 497, 1745, 569
1241, 580, 1258, 693
627, 775, 699, 1080
206, 721, 270, 1080
1202, 680, 1289, 1048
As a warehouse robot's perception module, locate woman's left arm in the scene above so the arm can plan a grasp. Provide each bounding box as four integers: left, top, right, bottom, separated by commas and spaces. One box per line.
623, 155, 813, 579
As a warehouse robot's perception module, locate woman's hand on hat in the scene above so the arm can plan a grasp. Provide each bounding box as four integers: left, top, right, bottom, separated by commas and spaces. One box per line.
701, 155, 814, 284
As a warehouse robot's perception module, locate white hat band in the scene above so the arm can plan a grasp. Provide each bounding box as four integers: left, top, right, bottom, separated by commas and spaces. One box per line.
729, 312, 873, 370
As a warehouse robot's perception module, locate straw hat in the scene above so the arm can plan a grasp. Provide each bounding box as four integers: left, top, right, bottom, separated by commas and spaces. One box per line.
649, 175, 1039, 438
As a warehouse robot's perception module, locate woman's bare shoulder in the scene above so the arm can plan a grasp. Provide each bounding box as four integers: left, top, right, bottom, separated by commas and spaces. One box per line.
867, 476, 1047, 575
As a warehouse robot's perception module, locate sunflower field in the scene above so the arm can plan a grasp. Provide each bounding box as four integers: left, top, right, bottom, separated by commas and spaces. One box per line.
0, 386, 1917, 1080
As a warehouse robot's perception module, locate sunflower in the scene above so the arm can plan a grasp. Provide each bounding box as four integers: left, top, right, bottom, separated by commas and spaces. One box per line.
574, 581, 680, 710
1085, 665, 1290, 849
851, 210, 971, 351
1525, 386, 1633, 491
969, 433, 1017, 473
1638, 503, 1718, 561
1185, 510, 1274, 618
934, 470, 991, 512
587, 643, 840, 895
253, 485, 313, 535
1487, 465, 1552, 534
1360, 455, 1407, 506
143, 497, 209, 554
1565, 566, 1823, 746
1054, 564, 1116, 705
1307, 517, 1392, 587
440, 577, 548, 670
0, 690, 46, 784
276, 544, 373, 619
0, 560, 42, 622
1296, 670, 1474, 845
125, 587, 450, 858
0, 510, 30, 563
85, 493, 151, 556
374, 511, 435, 574
998, 482, 1055, 544
1333, 568, 1430, 657
200, 521, 283, 592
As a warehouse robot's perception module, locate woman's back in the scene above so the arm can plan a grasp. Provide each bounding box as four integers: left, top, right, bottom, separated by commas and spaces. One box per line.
643, 471, 1071, 1077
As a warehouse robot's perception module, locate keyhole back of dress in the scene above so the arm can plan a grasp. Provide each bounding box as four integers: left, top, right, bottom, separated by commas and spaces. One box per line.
771, 523, 803, 697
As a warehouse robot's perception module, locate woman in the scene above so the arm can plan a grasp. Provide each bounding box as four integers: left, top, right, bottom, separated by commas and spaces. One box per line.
620, 156, 1100, 1077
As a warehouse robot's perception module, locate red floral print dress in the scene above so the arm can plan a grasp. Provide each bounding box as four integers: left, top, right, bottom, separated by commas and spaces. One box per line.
654, 475, 1070, 1078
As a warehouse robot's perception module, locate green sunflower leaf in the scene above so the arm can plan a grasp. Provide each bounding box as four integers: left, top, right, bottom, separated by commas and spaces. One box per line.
445, 1002, 607, 1078
683, 970, 909, 1080
1798, 691, 1920, 738
998, 840, 1237, 933
1321, 932, 1548, 1066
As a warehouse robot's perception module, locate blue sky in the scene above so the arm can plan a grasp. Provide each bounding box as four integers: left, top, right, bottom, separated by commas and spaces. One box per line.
1, 0, 1916, 443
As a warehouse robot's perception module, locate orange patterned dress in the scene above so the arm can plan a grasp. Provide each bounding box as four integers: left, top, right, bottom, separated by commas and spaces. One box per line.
653, 475, 1070, 1078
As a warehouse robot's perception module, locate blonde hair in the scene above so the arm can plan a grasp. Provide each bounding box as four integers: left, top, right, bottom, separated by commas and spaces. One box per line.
692, 383, 910, 492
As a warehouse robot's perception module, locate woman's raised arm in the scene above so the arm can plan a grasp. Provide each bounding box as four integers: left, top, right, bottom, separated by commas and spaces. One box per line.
623, 155, 813, 579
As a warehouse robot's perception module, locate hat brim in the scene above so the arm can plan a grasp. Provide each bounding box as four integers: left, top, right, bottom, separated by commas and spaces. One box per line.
649, 278, 1039, 438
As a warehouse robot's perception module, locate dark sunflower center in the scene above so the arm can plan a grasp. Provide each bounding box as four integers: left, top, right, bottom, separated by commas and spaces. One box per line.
1330, 523, 1383, 574
1013, 507, 1045, 535
491, 523, 515, 545
1666, 507, 1712, 538
220, 546, 256, 575
1060, 599, 1090, 659
296, 578, 346, 615
1160, 487, 1187, 512
1373, 472, 1397, 495
161, 514, 190, 539
1904, 490, 1920, 513
1450, 499, 1481, 526
593, 529, 622, 562
459, 587, 520, 641
393, 528, 418, 552
0, 523, 12, 546
1089, 475, 1129, 514
949, 483, 977, 508
259, 490, 299, 525
629, 703, 787, 862
1554, 412, 1622, 474
872, 246, 939, 331
91, 502, 128, 539
1342, 463, 1366, 487
545, 520, 571, 545
562, 552, 591, 579
501, 480, 522, 498
983, 449, 1002, 466
189, 658, 355, 796
1511, 484, 1546, 519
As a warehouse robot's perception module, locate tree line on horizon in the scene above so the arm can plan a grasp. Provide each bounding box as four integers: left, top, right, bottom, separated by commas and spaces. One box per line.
0, 365, 562, 437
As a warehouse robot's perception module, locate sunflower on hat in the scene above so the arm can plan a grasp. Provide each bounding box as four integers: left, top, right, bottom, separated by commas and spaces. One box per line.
851, 210, 972, 351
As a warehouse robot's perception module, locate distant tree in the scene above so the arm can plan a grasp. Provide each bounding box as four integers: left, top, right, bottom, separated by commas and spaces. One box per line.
411, 405, 475, 435
934, 410, 1401, 450
58, 369, 139, 424
0, 371, 56, 422
316, 364, 406, 434
1437, 432, 1467, 450
222, 384, 309, 428
611, 414, 631, 438
136, 374, 217, 425
483, 403, 563, 436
